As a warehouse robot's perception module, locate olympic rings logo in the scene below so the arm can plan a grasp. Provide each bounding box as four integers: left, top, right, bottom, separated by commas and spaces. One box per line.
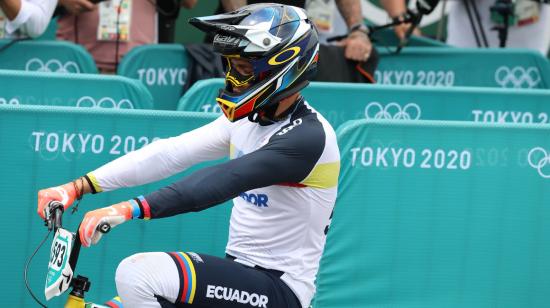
25, 58, 80, 73
364, 102, 421, 120
495, 66, 541, 89
527, 147, 550, 179
0, 97, 20, 105
76, 96, 134, 109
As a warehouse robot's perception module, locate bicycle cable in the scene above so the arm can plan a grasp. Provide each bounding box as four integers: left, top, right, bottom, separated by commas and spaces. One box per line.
24, 229, 51, 308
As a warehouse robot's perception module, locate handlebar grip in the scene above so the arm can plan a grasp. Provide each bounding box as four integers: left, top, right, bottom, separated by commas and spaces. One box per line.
97, 222, 111, 234
48, 201, 65, 230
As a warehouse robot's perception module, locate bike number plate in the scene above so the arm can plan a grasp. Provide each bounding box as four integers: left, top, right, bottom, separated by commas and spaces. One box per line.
45, 228, 75, 300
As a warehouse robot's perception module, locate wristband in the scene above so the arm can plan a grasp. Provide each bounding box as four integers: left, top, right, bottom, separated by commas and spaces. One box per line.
72, 180, 81, 200
72, 177, 84, 200
348, 23, 369, 36
128, 199, 142, 219
129, 196, 152, 220
137, 195, 152, 220
70, 177, 85, 214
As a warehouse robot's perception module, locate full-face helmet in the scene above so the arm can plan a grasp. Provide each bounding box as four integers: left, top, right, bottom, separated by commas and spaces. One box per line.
190, 4, 319, 122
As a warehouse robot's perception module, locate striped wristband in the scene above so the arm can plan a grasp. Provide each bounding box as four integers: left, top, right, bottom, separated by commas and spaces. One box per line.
128, 199, 142, 219
128, 195, 152, 220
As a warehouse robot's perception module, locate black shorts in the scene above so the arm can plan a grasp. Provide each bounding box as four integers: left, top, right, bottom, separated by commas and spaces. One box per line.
158, 252, 301, 308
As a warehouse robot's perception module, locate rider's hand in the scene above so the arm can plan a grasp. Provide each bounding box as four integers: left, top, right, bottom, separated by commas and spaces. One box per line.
37, 182, 79, 220
394, 23, 422, 40
338, 31, 373, 62
79, 201, 134, 247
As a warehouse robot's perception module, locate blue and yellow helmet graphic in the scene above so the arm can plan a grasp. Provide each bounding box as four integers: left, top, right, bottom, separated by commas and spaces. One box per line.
190, 4, 319, 122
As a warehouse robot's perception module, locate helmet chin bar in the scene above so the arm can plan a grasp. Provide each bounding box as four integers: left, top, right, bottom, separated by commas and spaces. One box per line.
248, 80, 309, 125
216, 97, 237, 121
218, 52, 314, 123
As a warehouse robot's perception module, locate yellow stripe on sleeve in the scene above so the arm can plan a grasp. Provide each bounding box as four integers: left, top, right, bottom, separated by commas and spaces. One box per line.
300, 162, 340, 188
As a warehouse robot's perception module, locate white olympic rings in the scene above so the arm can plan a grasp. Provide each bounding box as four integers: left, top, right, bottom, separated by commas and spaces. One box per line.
527, 147, 550, 179
365, 102, 422, 120
76, 96, 134, 109
25, 58, 80, 73
0, 97, 20, 105
495, 66, 541, 89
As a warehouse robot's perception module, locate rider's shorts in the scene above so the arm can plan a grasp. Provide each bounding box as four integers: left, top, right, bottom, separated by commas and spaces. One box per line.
116, 251, 301, 308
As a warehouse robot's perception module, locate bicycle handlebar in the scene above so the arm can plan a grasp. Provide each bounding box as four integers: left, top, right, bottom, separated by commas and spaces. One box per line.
46, 201, 111, 234
45, 201, 111, 277
46, 201, 64, 232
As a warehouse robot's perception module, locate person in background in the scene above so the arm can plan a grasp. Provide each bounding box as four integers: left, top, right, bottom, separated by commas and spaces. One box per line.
0, 0, 57, 38
379, 0, 421, 40
220, 0, 372, 62
446, 0, 550, 55
305, 0, 349, 44
385, 0, 549, 55
157, 0, 197, 43
56, 0, 196, 73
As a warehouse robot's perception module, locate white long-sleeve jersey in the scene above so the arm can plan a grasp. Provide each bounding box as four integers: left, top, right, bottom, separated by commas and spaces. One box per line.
86, 100, 340, 307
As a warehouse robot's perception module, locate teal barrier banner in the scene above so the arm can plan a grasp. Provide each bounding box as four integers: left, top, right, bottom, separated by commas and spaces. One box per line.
117, 44, 189, 110
315, 120, 550, 308
177, 79, 550, 128
0, 105, 228, 306
376, 48, 550, 89
177, 78, 224, 113
0, 40, 97, 73
0, 69, 154, 109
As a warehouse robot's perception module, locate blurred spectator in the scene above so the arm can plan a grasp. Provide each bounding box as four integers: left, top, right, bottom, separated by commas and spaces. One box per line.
157, 0, 196, 43
305, 0, 347, 44
378, 0, 421, 40
206, 0, 378, 85
305, 0, 379, 83
219, 0, 372, 62
56, 0, 196, 73
380, 0, 549, 55
446, 0, 550, 55
56, 0, 156, 73
0, 0, 57, 38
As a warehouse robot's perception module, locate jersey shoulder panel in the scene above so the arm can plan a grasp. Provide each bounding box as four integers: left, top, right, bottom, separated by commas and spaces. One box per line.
298, 102, 340, 189
266, 101, 327, 162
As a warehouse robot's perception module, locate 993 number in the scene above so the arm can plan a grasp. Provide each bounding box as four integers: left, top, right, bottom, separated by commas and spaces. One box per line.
50, 241, 67, 269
